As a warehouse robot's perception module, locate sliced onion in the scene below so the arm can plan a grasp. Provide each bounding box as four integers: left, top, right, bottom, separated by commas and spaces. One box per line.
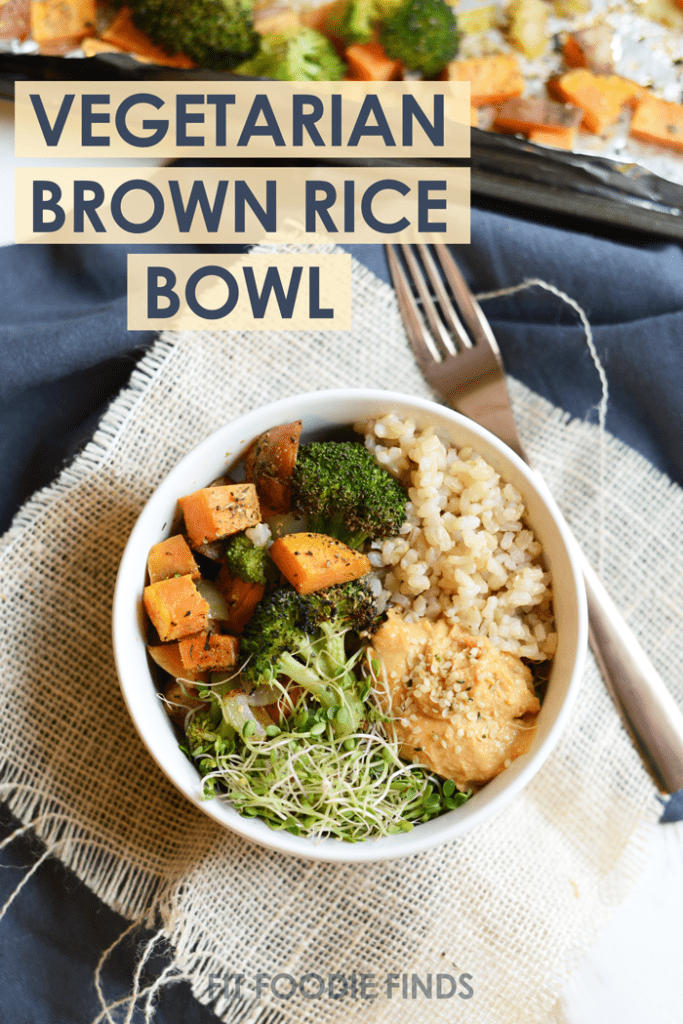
207, 675, 278, 706
266, 512, 307, 537
196, 578, 231, 621
246, 685, 281, 706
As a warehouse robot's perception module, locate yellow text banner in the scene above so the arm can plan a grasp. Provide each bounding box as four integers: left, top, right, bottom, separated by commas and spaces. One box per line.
17, 166, 470, 244
127, 252, 352, 332
15, 81, 471, 159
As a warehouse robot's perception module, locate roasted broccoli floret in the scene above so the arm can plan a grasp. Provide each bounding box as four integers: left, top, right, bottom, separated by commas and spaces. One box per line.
234, 27, 347, 81
186, 701, 235, 754
240, 581, 381, 736
127, 0, 259, 69
223, 532, 268, 584
185, 684, 273, 756
379, 0, 460, 76
291, 441, 408, 549
326, 0, 374, 44
326, 0, 404, 45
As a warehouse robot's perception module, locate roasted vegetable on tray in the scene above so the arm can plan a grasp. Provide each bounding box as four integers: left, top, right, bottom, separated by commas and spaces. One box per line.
125, 0, 260, 68
8, 0, 683, 167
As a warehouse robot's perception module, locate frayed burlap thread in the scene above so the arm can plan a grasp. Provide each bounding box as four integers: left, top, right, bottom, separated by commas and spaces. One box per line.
0, 249, 676, 1024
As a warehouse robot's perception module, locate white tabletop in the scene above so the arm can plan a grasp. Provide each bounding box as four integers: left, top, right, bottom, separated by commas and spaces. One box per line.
1, 94, 682, 1023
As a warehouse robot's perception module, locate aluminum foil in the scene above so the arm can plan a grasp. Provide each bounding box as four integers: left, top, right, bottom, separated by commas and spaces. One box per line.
459, 0, 683, 186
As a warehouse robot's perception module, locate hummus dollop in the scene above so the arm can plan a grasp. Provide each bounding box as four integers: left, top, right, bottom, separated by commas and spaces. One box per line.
370, 612, 540, 788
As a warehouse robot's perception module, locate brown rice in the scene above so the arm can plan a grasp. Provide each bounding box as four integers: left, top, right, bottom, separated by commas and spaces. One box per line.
357, 413, 556, 661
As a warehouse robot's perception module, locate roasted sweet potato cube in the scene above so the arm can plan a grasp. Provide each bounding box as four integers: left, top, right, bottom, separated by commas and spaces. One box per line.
0, 0, 30, 40
147, 534, 200, 584
270, 532, 370, 595
179, 484, 261, 549
551, 70, 642, 135
216, 566, 265, 634
143, 575, 209, 642
30, 0, 96, 43
604, 76, 646, 109
37, 35, 82, 53
494, 98, 581, 135
244, 421, 301, 518
345, 41, 402, 82
178, 632, 240, 672
148, 642, 208, 683
528, 126, 576, 150
630, 95, 683, 153
441, 56, 524, 108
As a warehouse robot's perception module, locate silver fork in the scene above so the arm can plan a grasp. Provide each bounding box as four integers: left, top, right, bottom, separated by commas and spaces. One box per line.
387, 241, 683, 794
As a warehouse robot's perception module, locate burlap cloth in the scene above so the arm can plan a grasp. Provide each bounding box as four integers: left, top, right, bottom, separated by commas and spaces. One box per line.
0, 248, 677, 1024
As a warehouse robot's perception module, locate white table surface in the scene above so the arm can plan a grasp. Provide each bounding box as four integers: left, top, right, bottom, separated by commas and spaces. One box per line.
1, 93, 682, 1024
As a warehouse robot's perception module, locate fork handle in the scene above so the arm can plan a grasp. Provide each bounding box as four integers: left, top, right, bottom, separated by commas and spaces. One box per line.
577, 546, 683, 793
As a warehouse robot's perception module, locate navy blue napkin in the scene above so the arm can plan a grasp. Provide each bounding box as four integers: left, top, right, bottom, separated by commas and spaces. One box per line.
1, 212, 683, 1022
0, 242, 248, 533
3, 222, 681, 536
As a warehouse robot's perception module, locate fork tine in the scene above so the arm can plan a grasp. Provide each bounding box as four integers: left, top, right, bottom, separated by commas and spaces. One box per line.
434, 244, 502, 358
399, 244, 456, 356
387, 241, 527, 460
415, 244, 473, 349
385, 243, 443, 368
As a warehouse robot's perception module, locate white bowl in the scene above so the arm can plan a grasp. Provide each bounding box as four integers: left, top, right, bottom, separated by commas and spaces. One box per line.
113, 389, 587, 862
